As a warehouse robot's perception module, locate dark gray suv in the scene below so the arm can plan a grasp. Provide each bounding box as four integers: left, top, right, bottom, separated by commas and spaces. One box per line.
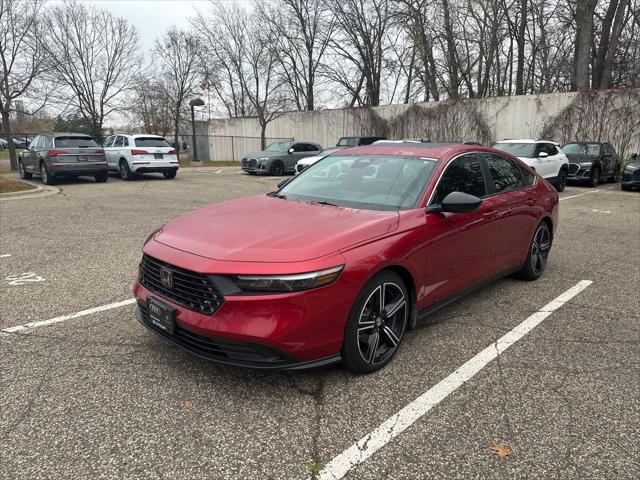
18, 133, 108, 185
241, 141, 322, 175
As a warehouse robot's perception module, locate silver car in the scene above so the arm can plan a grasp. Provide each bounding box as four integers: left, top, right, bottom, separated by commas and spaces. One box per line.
18, 132, 108, 185
241, 141, 322, 175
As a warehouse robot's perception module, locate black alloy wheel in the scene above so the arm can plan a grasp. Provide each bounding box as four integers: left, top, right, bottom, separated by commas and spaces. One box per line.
519, 222, 552, 281
342, 271, 409, 373
270, 161, 284, 176
590, 167, 600, 188
120, 159, 134, 180
555, 170, 567, 192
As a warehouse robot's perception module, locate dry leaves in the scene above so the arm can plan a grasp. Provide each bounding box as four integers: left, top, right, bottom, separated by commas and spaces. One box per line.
182, 401, 194, 409
490, 441, 511, 458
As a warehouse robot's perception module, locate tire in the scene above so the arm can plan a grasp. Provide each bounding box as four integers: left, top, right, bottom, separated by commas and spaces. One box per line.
608, 168, 619, 183
269, 161, 284, 176
40, 161, 56, 185
119, 159, 134, 180
555, 170, 567, 192
94, 173, 108, 183
341, 271, 410, 374
18, 160, 32, 180
518, 221, 552, 281
589, 167, 600, 188
621, 184, 631, 191
163, 169, 177, 179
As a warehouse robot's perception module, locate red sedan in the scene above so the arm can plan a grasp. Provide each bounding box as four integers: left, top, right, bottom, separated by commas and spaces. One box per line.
134, 143, 558, 373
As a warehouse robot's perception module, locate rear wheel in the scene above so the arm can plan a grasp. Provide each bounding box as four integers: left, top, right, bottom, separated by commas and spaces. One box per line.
94, 173, 108, 183
163, 169, 177, 179
555, 170, 567, 192
40, 162, 56, 185
19, 160, 32, 180
269, 161, 284, 176
119, 159, 134, 180
589, 167, 600, 187
341, 271, 409, 374
518, 222, 552, 281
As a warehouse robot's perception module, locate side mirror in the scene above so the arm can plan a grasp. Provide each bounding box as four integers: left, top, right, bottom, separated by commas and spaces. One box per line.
538, 151, 549, 158
288, 147, 295, 155
277, 178, 290, 188
426, 191, 482, 214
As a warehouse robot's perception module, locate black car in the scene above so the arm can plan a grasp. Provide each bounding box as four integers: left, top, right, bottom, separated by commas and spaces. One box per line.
336, 136, 386, 147
563, 141, 620, 187
622, 153, 640, 191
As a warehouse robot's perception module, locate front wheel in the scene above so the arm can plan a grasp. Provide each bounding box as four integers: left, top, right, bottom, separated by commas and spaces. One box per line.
518, 222, 552, 281
608, 168, 619, 183
341, 271, 409, 374
163, 169, 177, 179
589, 167, 600, 188
94, 173, 108, 183
269, 161, 284, 176
555, 170, 567, 192
621, 184, 631, 191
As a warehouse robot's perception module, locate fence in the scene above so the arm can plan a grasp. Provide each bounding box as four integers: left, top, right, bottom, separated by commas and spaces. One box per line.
184, 135, 294, 162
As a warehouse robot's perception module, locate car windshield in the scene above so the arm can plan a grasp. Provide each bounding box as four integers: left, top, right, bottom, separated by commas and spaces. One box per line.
265, 142, 290, 152
492, 142, 536, 158
562, 143, 601, 156
279, 154, 438, 211
337, 137, 359, 146
135, 137, 170, 147
54, 136, 99, 148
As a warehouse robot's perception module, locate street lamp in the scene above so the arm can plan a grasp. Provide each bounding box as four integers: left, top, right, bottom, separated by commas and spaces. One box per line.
189, 98, 205, 162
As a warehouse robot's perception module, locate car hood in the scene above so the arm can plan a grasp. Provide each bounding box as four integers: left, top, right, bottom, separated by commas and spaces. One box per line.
244, 151, 284, 159
154, 195, 399, 263
624, 162, 640, 170
566, 154, 597, 165
298, 155, 323, 165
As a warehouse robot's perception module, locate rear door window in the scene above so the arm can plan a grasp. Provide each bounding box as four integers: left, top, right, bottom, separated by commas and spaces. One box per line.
486, 154, 524, 193
431, 154, 487, 205
54, 136, 99, 148
103, 136, 114, 148
134, 137, 170, 148
114, 136, 124, 147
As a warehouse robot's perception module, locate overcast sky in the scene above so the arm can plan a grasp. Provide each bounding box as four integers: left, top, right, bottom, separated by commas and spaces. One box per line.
78, 0, 252, 51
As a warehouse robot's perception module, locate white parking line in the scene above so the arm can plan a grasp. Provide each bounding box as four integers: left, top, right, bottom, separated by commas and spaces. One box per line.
0, 254, 11, 258
2, 299, 136, 334
318, 280, 593, 480
560, 190, 601, 201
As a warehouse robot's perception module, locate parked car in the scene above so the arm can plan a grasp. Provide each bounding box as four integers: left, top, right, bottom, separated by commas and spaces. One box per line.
562, 141, 621, 187
295, 147, 345, 175
0, 138, 7, 149
103, 134, 179, 180
12, 138, 29, 149
241, 141, 322, 175
621, 152, 640, 191
134, 143, 558, 373
18, 132, 108, 185
492, 139, 569, 191
337, 136, 386, 147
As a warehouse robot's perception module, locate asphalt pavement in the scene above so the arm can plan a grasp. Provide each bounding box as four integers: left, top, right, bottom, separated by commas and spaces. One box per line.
1, 169, 638, 480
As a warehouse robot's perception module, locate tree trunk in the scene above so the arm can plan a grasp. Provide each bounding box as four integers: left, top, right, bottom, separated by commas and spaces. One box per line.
600, 0, 629, 89
441, 0, 459, 98
515, 0, 528, 95
260, 121, 267, 150
592, 0, 620, 87
1, 110, 18, 171
174, 114, 181, 160
574, 0, 597, 91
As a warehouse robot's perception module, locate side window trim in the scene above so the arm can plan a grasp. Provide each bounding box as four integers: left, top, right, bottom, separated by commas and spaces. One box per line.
483, 152, 529, 197
428, 152, 488, 206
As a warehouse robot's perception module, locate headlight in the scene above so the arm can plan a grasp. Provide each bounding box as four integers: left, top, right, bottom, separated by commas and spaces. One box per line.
624, 165, 637, 173
144, 225, 164, 245
258, 157, 270, 161
234, 265, 344, 292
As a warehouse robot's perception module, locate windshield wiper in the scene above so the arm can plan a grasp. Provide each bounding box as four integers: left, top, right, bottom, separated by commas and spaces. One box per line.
310, 200, 338, 207
267, 192, 287, 199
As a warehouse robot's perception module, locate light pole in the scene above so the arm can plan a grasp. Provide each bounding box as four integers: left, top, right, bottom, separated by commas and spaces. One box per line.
189, 98, 205, 162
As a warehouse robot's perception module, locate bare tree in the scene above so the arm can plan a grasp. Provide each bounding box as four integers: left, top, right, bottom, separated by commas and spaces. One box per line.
153, 28, 201, 154
132, 74, 174, 137
44, 0, 140, 142
0, 0, 48, 170
255, 0, 334, 111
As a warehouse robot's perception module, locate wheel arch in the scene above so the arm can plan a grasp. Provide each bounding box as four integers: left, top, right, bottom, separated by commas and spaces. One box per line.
377, 264, 418, 330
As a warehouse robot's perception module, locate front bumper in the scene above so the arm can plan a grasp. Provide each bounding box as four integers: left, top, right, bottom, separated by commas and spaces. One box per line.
136, 304, 341, 370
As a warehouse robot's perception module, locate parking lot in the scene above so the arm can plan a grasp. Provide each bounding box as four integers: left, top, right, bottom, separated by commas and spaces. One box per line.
1, 168, 638, 480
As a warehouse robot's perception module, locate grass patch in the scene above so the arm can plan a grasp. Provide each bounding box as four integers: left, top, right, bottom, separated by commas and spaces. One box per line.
0, 148, 24, 164
0, 176, 37, 194
0, 164, 12, 174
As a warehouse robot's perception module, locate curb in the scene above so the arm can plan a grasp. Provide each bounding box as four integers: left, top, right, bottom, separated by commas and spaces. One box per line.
0, 177, 59, 201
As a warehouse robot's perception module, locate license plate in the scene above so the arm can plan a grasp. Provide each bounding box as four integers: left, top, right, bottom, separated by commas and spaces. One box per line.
147, 297, 175, 334
78, 155, 88, 161
154, 153, 163, 159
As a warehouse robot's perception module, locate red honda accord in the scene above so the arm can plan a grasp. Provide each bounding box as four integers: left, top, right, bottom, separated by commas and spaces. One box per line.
134, 143, 558, 373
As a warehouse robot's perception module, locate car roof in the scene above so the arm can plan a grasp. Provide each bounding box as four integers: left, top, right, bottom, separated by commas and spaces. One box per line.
340, 143, 500, 160
497, 139, 558, 144
49, 132, 94, 137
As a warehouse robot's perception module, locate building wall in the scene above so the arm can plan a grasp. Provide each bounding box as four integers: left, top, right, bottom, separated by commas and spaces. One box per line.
208, 90, 640, 159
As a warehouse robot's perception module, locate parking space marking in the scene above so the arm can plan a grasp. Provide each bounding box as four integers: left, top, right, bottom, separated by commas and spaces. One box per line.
318, 280, 593, 480
5, 272, 45, 286
559, 190, 601, 201
2, 298, 136, 334
0, 254, 11, 258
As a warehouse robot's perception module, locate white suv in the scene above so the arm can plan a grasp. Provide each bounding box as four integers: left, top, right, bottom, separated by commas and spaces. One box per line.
493, 139, 569, 192
103, 134, 179, 180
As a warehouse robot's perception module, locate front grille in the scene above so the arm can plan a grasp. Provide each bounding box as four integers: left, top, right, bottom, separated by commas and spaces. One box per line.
241, 158, 247, 167
634, 169, 640, 178
139, 255, 224, 315
568, 163, 580, 175
248, 158, 257, 168
139, 305, 289, 365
